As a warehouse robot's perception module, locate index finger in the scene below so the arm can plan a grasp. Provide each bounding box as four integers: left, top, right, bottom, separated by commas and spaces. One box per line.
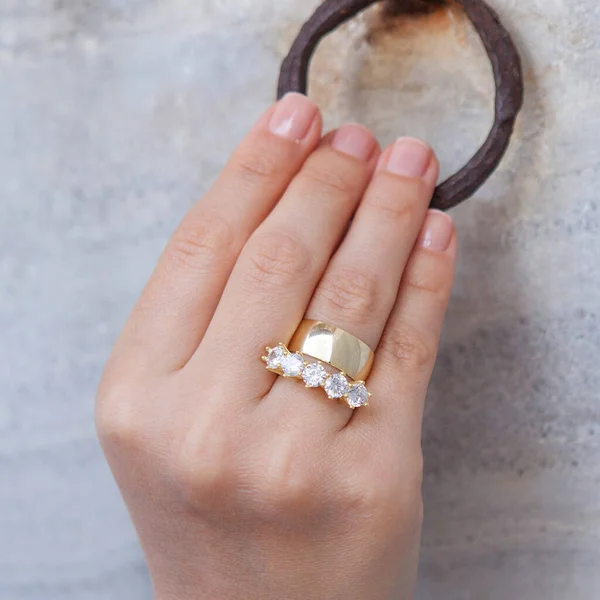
108, 94, 322, 376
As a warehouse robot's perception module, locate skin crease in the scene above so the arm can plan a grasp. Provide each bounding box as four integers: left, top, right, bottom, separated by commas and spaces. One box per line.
96, 92, 457, 600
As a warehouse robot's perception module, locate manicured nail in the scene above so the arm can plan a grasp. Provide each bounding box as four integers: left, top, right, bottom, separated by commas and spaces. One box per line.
269, 92, 318, 141
386, 137, 432, 177
331, 124, 377, 161
419, 210, 454, 252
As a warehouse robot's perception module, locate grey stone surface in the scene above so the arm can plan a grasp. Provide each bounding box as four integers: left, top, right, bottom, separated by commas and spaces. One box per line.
1, 1, 599, 598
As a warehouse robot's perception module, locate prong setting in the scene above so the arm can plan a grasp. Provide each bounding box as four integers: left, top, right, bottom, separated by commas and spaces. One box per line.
262, 344, 370, 409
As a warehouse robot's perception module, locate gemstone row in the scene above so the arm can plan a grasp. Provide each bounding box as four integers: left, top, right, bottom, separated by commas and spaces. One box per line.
262, 344, 370, 409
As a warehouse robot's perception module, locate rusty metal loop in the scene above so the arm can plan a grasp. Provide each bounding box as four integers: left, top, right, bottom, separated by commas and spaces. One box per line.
277, 0, 524, 210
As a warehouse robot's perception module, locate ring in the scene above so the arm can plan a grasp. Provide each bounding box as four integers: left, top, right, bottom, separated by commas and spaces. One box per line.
288, 320, 374, 382
262, 344, 371, 409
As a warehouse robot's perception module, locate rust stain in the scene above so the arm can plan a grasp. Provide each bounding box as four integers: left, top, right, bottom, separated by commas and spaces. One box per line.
523, 66, 536, 87
275, 0, 474, 124
366, 0, 467, 46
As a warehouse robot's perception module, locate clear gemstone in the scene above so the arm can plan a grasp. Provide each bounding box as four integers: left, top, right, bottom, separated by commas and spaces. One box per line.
265, 345, 286, 369
324, 374, 350, 399
302, 363, 327, 388
281, 353, 304, 377
346, 383, 369, 408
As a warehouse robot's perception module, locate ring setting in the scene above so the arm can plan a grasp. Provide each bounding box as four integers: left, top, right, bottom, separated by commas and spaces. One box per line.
262, 343, 371, 409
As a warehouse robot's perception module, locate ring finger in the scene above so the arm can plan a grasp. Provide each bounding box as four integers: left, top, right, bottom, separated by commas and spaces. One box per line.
305, 137, 439, 350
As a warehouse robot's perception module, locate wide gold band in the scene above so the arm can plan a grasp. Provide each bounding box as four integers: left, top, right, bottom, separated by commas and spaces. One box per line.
288, 320, 374, 382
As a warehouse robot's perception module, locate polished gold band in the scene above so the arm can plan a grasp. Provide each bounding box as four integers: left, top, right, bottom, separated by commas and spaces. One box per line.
288, 320, 374, 382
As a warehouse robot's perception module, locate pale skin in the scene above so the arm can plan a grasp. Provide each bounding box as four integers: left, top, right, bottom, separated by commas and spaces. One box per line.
96, 92, 457, 600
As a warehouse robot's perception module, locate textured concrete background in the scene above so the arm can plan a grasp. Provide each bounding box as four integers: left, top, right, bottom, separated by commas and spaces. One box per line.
1, 1, 599, 598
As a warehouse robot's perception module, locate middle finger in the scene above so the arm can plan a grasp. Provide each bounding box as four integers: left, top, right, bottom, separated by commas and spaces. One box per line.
305, 137, 439, 350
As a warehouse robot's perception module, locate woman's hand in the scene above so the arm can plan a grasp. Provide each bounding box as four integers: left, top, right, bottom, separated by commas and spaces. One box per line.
96, 93, 456, 600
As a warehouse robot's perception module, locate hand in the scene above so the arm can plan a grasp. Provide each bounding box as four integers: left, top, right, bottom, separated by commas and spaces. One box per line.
96, 93, 456, 600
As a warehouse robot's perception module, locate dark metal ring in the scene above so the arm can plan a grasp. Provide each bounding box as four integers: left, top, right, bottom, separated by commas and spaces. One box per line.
277, 0, 524, 211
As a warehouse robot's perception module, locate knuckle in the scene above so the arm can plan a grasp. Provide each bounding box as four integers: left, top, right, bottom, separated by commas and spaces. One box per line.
174, 421, 233, 508
342, 453, 423, 523
341, 471, 397, 519
255, 440, 315, 515
403, 253, 454, 299
299, 162, 361, 200
95, 379, 143, 453
368, 174, 428, 219
379, 321, 437, 370
245, 231, 311, 288
233, 145, 283, 185
165, 212, 235, 272
259, 469, 315, 516
247, 437, 327, 522
366, 185, 419, 222
315, 267, 381, 325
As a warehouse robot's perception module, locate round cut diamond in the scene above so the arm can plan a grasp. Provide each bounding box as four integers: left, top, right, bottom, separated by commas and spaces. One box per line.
302, 363, 327, 388
324, 374, 350, 399
281, 353, 304, 377
346, 383, 369, 408
265, 345, 286, 369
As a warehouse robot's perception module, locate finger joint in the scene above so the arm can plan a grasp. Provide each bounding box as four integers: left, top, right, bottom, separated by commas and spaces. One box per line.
313, 267, 382, 326
166, 213, 235, 273
244, 231, 312, 289
379, 322, 436, 371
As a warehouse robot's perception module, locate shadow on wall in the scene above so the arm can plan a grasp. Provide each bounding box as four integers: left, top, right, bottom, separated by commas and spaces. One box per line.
423, 25, 551, 480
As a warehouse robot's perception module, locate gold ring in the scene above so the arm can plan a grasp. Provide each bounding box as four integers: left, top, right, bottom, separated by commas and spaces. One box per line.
288, 320, 374, 382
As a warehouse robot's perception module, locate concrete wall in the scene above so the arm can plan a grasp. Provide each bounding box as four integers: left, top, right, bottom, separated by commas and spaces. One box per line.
1, 1, 599, 598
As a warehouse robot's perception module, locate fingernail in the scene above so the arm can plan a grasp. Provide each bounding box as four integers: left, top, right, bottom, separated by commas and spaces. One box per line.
419, 210, 454, 252
269, 93, 318, 141
331, 124, 377, 161
386, 137, 432, 177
